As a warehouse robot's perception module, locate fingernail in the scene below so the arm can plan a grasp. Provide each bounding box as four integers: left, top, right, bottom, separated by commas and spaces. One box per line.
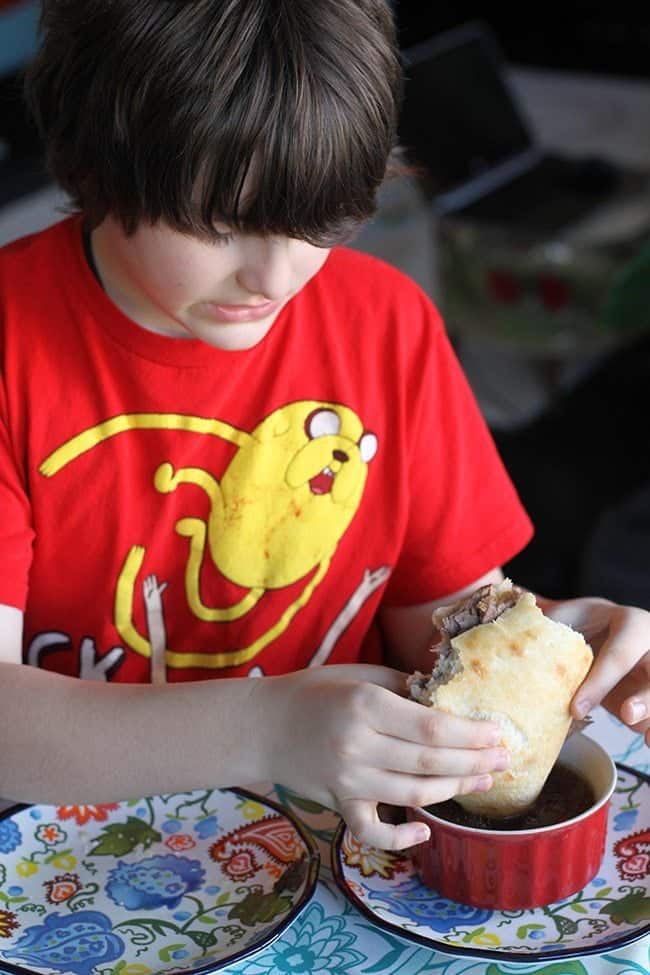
629, 700, 647, 722
414, 825, 430, 843
487, 728, 503, 746
574, 698, 592, 719
476, 774, 493, 791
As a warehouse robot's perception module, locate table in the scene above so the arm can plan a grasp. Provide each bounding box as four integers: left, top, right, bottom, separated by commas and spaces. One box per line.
228, 707, 649, 975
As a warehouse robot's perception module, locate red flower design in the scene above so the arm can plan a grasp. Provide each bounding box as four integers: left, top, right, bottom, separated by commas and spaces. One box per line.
36, 824, 66, 845
614, 829, 650, 881
56, 803, 119, 826
219, 849, 259, 881
43, 873, 82, 904
164, 834, 196, 852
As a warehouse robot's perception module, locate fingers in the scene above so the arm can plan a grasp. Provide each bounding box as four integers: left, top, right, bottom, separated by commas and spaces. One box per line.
341, 768, 493, 811
545, 596, 614, 645
340, 798, 429, 851
363, 735, 509, 778
296, 666, 502, 747
620, 695, 650, 728
373, 690, 503, 748
340, 769, 496, 849
571, 607, 650, 719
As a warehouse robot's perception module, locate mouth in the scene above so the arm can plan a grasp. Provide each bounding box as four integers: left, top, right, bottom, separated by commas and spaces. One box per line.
203, 300, 283, 324
309, 467, 335, 495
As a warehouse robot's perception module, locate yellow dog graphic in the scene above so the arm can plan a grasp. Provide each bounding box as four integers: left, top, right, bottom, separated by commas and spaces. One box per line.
40, 401, 378, 669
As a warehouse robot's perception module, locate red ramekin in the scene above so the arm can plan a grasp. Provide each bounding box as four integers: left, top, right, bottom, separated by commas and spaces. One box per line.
407, 732, 616, 910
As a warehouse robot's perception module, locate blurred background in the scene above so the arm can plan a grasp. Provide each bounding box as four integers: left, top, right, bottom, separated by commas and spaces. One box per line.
1, 0, 650, 606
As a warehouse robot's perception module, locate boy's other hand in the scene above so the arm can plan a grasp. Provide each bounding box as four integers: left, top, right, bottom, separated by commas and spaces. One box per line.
543, 597, 650, 745
253, 665, 507, 851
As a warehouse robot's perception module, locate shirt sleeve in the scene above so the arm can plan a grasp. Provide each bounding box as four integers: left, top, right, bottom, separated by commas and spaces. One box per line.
383, 303, 534, 606
0, 356, 34, 610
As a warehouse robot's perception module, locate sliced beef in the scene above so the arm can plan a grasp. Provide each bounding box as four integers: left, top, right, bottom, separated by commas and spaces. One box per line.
408, 579, 524, 704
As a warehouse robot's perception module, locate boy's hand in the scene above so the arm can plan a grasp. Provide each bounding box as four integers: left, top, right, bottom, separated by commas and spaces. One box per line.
255, 665, 508, 850
544, 597, 650, 744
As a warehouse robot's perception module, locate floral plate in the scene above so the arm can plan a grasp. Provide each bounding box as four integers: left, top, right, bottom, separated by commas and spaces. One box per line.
0, 787, 319, 975
332, 763, 650, 963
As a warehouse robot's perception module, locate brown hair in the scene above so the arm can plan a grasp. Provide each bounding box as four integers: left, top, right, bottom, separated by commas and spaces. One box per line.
25, 0, 403, 244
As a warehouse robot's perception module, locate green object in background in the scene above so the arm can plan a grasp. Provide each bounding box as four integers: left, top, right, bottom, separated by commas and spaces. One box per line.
602, 237, 650, 332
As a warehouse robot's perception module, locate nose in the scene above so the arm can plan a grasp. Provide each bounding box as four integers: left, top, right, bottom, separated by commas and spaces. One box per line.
332, 449, 349, 463
236, 237, 293, 302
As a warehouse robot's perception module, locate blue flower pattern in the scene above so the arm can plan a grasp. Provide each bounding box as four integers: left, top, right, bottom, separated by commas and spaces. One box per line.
0, 819, 21, 853
0, 711, 647, 975
106, 854, 205, 909
239, 902, 365, 974
614, 808, 638, 831
3, 911, 124, 975
161, 818, 182, 834
366, 877, 493, 931
195, 814, 219, 838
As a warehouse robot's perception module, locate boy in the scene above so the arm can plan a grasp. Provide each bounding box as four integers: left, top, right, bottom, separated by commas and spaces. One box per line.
0, 0, 648, 851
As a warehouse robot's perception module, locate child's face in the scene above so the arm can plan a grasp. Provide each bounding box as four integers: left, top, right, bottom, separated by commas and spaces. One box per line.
92, 217, 331, 351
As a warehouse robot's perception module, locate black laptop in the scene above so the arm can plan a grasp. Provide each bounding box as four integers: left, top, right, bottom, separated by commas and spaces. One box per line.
398, 20, 622, 235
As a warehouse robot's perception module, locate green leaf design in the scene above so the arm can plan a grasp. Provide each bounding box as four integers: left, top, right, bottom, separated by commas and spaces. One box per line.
228, 890, 292, 927
600, 891, 650, 924
283, 794, 327, 814
88, 817, 162, 856
114, 918, 180, 939
186, 930, 218, 950
551, 914, 579, 936
273, 856, 308, 894
216, 892, 230, 906
516, 923, 546, 939
571, 903, 588, 913
158, 944, 188, 963
44, 847, 73, 864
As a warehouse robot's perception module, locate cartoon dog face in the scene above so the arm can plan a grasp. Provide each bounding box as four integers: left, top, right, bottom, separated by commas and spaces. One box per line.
215, 401, 378, 588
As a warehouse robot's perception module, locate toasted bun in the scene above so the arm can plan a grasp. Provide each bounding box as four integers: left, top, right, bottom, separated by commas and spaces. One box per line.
421, 592, 593, 818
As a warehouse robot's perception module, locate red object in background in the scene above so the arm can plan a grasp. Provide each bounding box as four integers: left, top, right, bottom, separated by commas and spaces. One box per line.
407, 734, 616, 910
539, 274, 571, 311
486, 269, 521, 304
0, 0, 29, 10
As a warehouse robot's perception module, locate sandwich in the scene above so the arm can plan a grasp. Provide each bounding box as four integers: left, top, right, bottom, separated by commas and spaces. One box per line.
407, 579, 594, 819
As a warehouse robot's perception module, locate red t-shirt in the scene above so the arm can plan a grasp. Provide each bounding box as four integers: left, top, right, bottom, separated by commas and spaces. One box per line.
0, 217, 533, 682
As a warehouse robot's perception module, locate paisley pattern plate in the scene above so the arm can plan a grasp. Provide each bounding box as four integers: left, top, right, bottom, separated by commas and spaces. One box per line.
332, 763, 650, 963
0, 787, 319, 975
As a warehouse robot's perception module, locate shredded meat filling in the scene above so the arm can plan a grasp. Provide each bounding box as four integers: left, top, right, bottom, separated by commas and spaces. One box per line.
408, 579, 524, 704
432, 580, 524, 639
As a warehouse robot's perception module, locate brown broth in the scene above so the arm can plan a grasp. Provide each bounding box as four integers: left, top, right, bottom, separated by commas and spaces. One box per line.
426, 763, 595, 831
